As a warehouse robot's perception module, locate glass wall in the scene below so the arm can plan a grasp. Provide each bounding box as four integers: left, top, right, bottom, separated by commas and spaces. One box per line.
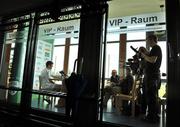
31, 19, 80, 113
52, 45, 65, 75
105, 43, 119, 79
0, 27, 29, 104
68, 44, 78, 75
102, 0, 166, 126
157, 41, 167, 79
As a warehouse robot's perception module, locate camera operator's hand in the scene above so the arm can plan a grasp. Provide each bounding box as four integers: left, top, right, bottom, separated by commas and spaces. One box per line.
139, 47, 149, 55
140, 52, 146, 59
140, 51, 158, 63
138, 47, 150, 60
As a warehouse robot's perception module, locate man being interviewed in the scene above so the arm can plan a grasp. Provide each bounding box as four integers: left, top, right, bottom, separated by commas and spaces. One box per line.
103, 68, 134, 109
40, 61, 62, 103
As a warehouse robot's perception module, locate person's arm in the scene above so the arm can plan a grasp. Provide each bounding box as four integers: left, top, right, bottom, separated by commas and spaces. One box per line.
139, 46, 149, 55
49, 79, 55, 84
141, 53, 157, 63
48, 70, 56, 84
51, 75, 62, 80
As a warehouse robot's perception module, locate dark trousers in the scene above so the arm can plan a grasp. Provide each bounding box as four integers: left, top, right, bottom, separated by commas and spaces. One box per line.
141, 79, 147, 114
144, 78, 159, 118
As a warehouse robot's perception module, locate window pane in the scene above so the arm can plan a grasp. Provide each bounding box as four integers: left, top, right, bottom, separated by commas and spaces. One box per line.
33, 40, 54, 90
71, 37, 79, 44
107, 33, 119, 42
68, 45, 78, 75
52, 46, 65, 74
158, 41, 167, 79
54, 38, 65, 45
127, 32, 146, 40
31, 19, 80, 114
0, 27, 28, 104
105, 43, 119, 79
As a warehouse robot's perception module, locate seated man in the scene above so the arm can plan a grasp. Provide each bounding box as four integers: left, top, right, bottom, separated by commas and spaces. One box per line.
103, 68, 134, 109
120, 67, 134, 114
110, 69, 120, 86
40, 61, 62, 103
121, 67, 134, 95
103, 69, 121, 106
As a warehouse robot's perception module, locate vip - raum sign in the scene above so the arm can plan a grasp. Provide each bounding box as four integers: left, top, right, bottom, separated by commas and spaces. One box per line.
39, 12, 165, 37
108, 12, 165, 27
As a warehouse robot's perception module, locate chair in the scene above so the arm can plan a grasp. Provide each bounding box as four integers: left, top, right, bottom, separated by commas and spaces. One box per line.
115, 77, 140, 117
53, 80, 67, 107
38, 76, 53, 105
38, 76, 44, 102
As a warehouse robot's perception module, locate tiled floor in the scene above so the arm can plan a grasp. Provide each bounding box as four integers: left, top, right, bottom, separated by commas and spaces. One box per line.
102, 99, 166, 127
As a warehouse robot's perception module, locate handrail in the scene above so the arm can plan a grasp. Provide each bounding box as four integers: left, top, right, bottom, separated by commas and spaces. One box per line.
0, 85, 67, 98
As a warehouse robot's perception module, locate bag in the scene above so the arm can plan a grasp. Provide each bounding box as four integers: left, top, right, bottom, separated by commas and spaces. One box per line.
65, 72, 87, 98
65, 58, 87, 118
65, 58, 87, 98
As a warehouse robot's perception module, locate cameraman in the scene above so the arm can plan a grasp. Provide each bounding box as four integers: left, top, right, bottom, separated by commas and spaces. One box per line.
139, 34, 162, 123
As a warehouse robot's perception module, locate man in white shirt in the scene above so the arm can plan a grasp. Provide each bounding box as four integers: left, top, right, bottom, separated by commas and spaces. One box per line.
40, 61, 61, 103
40, 61, 62, 90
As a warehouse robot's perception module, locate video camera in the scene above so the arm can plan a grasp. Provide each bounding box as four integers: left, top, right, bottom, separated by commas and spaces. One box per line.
126, 46, 144, 76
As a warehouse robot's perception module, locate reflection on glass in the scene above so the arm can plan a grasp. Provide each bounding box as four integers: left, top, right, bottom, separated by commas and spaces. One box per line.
0, 89, 8, 101
0, 27, 28, 104
31, 93, 66, 114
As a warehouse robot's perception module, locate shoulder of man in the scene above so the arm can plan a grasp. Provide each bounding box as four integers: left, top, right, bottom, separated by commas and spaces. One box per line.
153, 44, 161, 50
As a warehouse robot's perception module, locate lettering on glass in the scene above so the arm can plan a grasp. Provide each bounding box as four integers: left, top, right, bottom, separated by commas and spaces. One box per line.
131, 16, 158, 24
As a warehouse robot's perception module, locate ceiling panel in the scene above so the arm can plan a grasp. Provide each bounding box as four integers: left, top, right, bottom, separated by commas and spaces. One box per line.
108, 0, 165, 18
0, 0, 165, 17
0, 0, 53, 16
